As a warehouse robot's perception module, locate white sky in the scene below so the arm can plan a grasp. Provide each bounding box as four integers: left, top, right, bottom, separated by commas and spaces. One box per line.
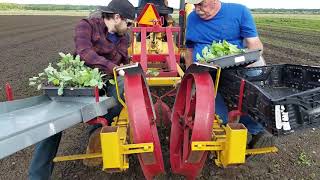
0, 0, 319, 9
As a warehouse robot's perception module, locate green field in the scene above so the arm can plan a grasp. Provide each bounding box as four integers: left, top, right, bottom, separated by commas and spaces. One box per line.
254, 14, 320, 32
0, 3, 92, 16
0, 3, 95, 11
252, 14, 320, 66
0, 10, 89, 16
254, 13, 320, 20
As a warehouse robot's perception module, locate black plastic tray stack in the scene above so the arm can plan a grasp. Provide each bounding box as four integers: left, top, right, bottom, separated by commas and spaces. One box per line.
220, 64, 320, 135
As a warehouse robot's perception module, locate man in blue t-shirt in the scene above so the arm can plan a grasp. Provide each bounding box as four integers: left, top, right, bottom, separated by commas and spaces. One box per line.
185, 0, 273, 147
185, 0, 265, 66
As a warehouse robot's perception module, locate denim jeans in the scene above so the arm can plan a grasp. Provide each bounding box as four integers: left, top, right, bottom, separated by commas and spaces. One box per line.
28, 133, 62, 180
28, 76, 124, 180
215, 93, 264, 135
215, 67, 264, 135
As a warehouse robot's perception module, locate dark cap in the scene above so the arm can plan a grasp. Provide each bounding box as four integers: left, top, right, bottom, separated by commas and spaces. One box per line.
98, 0, 135, 20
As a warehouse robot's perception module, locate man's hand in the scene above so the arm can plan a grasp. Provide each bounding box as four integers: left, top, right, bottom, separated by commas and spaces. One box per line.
185, 48, 194, 69
118, 69, 125, 76
245, 37, 266, 67
247, 56, 266, 67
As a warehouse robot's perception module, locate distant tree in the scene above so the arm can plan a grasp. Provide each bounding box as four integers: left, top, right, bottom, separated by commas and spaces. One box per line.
251, 8, 320, 14
0, 3, 96, 11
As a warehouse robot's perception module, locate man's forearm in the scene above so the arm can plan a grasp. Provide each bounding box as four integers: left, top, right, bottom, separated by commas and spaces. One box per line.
245, 37, 264, 54
245, 37, 266, 67
185, 48, 193, 68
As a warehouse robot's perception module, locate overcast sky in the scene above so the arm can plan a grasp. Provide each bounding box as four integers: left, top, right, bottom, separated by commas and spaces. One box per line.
0, 0, 319, 9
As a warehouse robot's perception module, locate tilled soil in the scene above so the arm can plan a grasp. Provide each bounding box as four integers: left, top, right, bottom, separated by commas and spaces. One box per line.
0, 15, 319, 180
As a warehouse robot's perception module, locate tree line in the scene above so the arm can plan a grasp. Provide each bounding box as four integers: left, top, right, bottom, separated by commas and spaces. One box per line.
0, 3, 96, 11
252, 8, 320, 14
0, 3, 319, 14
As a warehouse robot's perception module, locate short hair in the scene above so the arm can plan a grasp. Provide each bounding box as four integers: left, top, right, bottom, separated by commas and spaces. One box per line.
102, 12, 116, 20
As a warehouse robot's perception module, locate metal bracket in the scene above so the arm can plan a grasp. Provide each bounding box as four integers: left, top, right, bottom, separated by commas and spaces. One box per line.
53, 143, 154, 163
191, 141, 223, 151
191, 117, 279, 167
53, 153, 102, 162
246, 147, 278, 155
122, 143, 154, 155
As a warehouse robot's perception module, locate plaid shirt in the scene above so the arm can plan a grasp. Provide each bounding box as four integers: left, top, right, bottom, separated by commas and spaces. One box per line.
74, 18, 129, 75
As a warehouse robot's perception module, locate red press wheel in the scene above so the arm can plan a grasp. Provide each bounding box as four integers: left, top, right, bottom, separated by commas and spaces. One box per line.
170, 72, 215, 179
124, 74, 164, 179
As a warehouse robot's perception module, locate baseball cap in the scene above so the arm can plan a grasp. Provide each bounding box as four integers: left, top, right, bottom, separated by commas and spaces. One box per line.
186, 0, 204, 4
98, 0, 135, 20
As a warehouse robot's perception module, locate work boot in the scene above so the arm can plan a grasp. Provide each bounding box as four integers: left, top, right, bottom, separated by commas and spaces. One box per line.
249, 130, 275, 148
247, 130, 275, 161
83, 127, 103, 167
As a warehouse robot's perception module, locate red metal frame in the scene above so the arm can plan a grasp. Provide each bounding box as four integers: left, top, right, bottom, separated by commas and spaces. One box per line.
124, 73, 164, 179
166, 27, 177, 72
228, 79, 246, 123
94, 86, 99, 102
131, 26, 181, 77
170, 72, 215, 179
179, 9, 186, 17
5, 83, 14, 101
86, 117, 108, 126
132, 54, 180, 63
238, 79, 245, 111
152, 88, 176, 126
86, 86, 108, 126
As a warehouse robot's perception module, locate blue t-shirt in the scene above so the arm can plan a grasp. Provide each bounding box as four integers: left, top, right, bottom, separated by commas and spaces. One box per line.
107, 33, 119, 44
186, 3, 258, 61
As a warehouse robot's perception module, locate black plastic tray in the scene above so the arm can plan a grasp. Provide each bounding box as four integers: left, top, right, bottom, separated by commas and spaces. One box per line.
220, 64, 320, 135
43, 86, 95, 97
208, 49, 261, 69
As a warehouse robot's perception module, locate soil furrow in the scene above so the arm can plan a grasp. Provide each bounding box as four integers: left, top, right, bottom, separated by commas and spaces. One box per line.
259, 30, 320, 47
0, 25, 73, 50
0, 21, 76, 39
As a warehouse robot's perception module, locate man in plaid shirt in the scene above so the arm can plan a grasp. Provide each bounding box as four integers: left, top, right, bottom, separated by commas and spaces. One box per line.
29, 0, 135, 179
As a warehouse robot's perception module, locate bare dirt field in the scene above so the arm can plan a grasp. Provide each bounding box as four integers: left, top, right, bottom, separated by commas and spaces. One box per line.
0, 15, 319, 180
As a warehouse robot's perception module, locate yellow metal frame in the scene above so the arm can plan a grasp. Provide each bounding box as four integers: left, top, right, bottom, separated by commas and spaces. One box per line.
101, 107, 156, 172
54, 153, 102, 162
215, 67, 221, 96
53, 108, 155, 172
212, 65, 221, 97
146, 63, 184, 87
100, 118, 154, 172
147, 76, 181, 86
113, 68, 127, 108
191, 116, 278, 167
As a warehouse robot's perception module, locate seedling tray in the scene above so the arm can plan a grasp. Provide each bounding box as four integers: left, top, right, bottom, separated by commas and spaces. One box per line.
42, 86, 96, 97
220, 64, 320, 135
207, 49, 261, 69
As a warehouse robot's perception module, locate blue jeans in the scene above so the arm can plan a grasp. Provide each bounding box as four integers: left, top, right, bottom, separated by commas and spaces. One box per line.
215, 93, 263, 135
28, 77, 124, 180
